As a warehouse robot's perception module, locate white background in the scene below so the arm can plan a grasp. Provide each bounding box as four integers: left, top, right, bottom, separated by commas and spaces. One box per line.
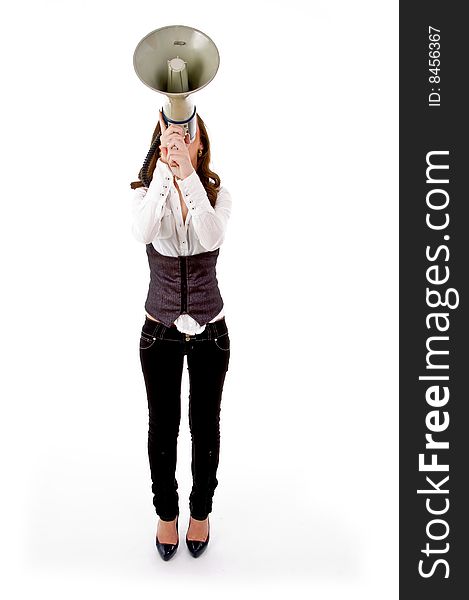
1, 1, 398, 598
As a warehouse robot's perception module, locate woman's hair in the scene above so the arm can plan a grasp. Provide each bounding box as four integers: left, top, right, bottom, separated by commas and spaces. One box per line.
130, 113, 221, 207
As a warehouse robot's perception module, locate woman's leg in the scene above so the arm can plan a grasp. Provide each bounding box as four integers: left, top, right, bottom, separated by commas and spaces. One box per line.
139, 323, 184, 521
186, 330, 230, 520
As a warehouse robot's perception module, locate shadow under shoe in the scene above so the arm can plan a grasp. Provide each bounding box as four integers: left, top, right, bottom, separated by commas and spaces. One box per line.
156, 515, 179, 561
186, 516, 210, 558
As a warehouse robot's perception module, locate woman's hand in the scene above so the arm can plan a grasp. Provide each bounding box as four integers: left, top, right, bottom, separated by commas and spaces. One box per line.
158, 110, 195, 180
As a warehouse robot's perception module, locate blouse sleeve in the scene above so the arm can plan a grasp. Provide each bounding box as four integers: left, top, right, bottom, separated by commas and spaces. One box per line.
130, 159, 174, 243
177, 170, 232, 251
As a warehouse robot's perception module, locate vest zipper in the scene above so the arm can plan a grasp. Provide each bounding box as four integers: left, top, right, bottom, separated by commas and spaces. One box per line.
180, 255, 188, 313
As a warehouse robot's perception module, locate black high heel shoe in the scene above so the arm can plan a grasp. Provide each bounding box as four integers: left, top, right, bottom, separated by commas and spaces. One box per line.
186, 516, 210, 558
156, 515, 179, 561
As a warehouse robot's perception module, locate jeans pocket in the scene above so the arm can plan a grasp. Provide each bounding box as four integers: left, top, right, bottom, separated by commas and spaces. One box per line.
214, 332, 230, 352
139, 331, 157, 350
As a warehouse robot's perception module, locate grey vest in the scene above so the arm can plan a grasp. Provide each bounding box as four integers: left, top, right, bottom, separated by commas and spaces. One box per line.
144, 243, 224, 328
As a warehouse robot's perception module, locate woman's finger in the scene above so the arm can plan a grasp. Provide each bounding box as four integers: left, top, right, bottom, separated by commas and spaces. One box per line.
160, 131, 184, 150
165, 123, 185, 137
166, 139, 181, 152
167, 148, 179, 158
167, 133, 190, 152
167, 150, 188, 162
166, 131, 185, 144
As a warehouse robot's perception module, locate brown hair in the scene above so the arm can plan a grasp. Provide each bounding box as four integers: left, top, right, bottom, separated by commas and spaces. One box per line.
130, 113, 221, 207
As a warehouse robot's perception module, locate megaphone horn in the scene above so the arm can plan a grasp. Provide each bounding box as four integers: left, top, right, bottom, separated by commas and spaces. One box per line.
133, 25, 220, 186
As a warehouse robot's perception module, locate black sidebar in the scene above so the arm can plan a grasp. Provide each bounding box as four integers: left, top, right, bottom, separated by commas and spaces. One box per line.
400, 2, 468, 597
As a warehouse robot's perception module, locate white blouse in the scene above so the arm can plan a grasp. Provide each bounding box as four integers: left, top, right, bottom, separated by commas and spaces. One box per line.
131, 158, 232, 334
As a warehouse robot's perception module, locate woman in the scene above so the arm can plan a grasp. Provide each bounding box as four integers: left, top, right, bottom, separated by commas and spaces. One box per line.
130, 110, 232, 561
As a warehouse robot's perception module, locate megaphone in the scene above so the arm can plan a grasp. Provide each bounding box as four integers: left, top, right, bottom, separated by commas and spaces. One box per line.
133, 25, 220, 186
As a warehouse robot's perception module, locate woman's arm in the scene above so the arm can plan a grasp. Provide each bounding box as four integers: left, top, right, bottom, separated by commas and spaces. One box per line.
130, 158, 174, 243
177, 171, 232, 251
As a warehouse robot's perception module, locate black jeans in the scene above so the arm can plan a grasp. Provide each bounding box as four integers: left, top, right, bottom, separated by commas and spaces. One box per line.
139, 315, 230, 521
